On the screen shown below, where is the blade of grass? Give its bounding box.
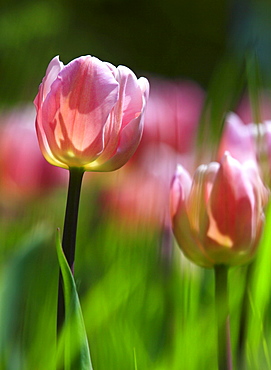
[246,201,271,366]
[134,347,138,370]
[56,229,93,370]
[0,226,55,369]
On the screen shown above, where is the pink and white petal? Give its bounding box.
[138,76,150,101]
[218,112,256,164]
[35,118,69,169]
[173,205,214,268]
[42,56,119,153]
[116,66,145,127]
[34,56,64,109]
[170,165,192,218]
[85,113,144,171]
[105,62,118,78]
[99,73,149,164]
[208,153,254,248]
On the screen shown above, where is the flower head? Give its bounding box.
[34,55,149,171]
[170,152,268,267]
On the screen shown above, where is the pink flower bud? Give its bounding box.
[34,56,149,171]
[170,153,268,267]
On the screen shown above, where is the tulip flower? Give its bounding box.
[170,152,268,268]
[34,55,149,172]
[34,55,149,343]
[171,152,268,370]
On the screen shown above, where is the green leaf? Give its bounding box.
[0,226,55,369]
[246,201,271,366]
[56,230,93,370]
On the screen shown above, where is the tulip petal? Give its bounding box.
[88,75,149,171]
[187,162,219,237]
[207,153,254,250]
[34,56,64,108]
[170,165,192,218]
[117,66,146,127]
[85,113,143,171]
[218,112,256,164]
[39,56,120,167]
[93,65,142,164]
[170,167,214,267]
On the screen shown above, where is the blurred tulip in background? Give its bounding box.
[170,152,268,268]
[218,112,271,184]
[0,105,66,202]
[236,91,271,124]
[218,113,257,164]
[102,77,205,229]
[139,78,205,155]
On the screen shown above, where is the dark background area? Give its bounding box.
[0,0,271,106]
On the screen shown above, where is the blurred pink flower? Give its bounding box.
[218,112,271,183]
[139,78,205,154]
[170,152,268,268]
[103,168,167,229]
[104,144,185,229]
[236,91,271,124]
[34,55,149,172]
[218,113,257,164]
[101,77,205,229]
[0,105,66,199]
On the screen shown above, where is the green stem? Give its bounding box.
[214,265,232,370]
[57,167,84,333]
[237,263,252,368]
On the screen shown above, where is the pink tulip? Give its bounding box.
[34,55,149,171]
[170,152,268,267]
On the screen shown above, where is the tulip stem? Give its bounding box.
[214,265,232,370]
[57,167,84,334]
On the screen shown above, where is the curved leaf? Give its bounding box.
[56,230,93,370]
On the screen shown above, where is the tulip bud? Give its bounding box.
[170,153,268,267]
[34,55,149,172]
